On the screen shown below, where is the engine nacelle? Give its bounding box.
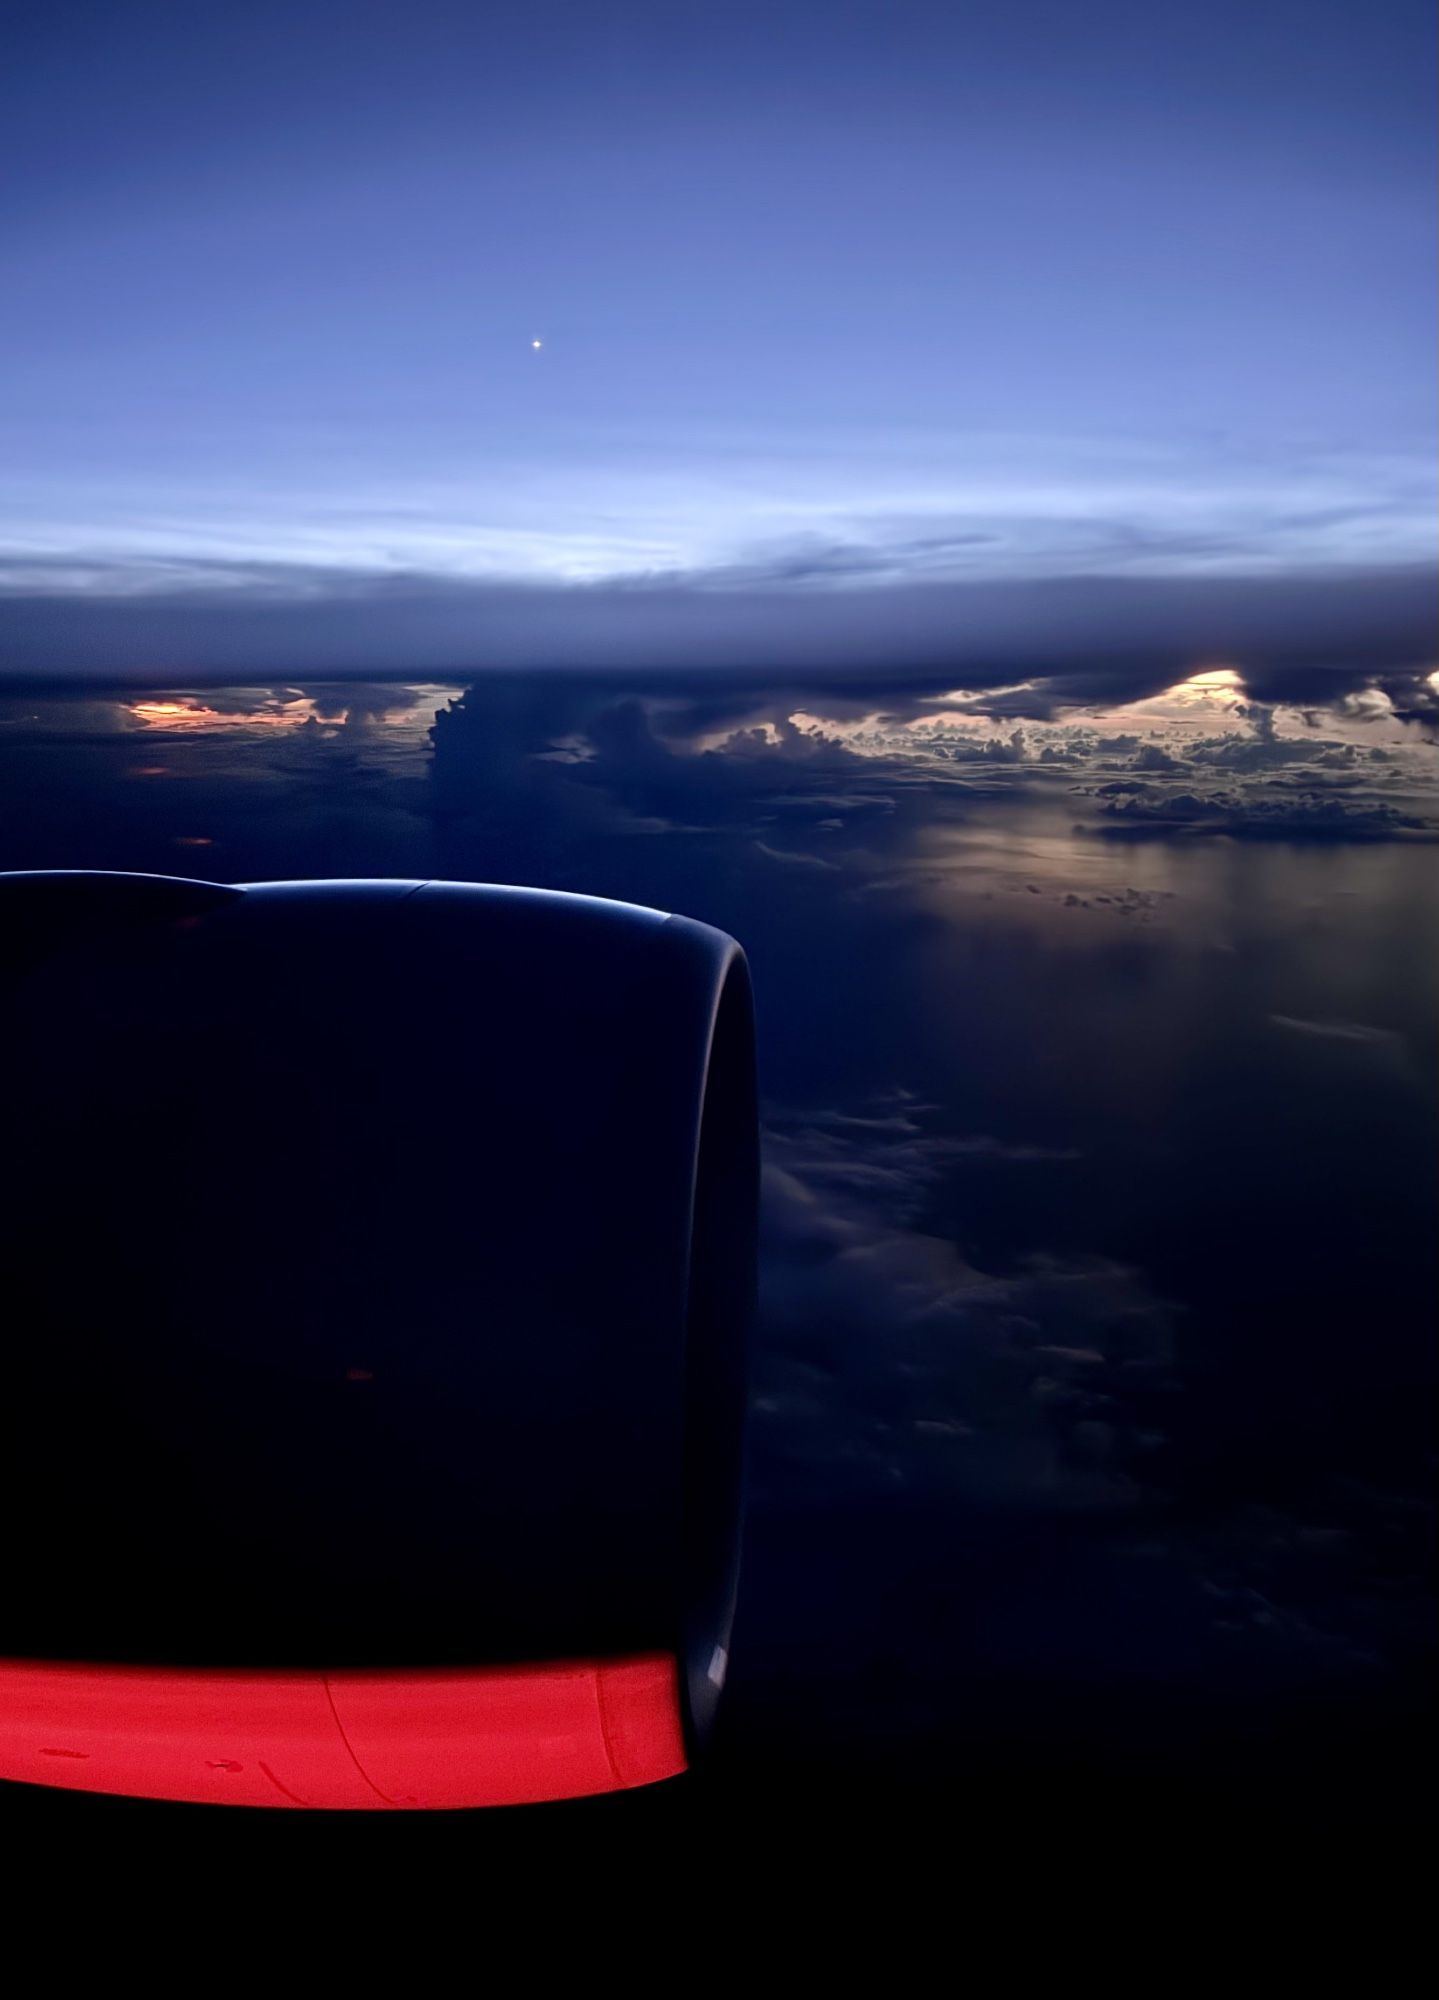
[0,872,758,1809]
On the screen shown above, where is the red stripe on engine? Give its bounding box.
[0,1653,687,1808]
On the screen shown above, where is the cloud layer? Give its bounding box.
[1,556,1434,729]
[0,667,1433,1807]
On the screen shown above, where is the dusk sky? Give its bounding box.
[2,0,1434,696]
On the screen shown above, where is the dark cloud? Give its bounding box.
[1379,670,1439,734]
[1089,788,1433,841]
[1,557,1434,725]
[742,1084,1434,1801]
[756,1097,1178,1513]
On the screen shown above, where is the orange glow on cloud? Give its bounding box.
[129,698,306,731]
[123,688,448,736]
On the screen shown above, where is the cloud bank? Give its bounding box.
[0,557,1433,728]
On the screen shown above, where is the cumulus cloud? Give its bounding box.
[423,667,1439,865]
[1089,789,1432,841]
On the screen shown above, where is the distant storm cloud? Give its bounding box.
[0,557,1434,725]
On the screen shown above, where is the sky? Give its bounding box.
[1,0,1434,704]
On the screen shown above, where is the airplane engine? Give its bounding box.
[0,872,758,1809]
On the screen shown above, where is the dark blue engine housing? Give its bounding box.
[0,872,758,1752]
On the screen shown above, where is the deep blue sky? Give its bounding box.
[1,1,1434,682]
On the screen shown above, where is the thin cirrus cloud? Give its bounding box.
[1,431,1430,587]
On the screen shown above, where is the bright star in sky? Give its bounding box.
[531,338,543,350]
